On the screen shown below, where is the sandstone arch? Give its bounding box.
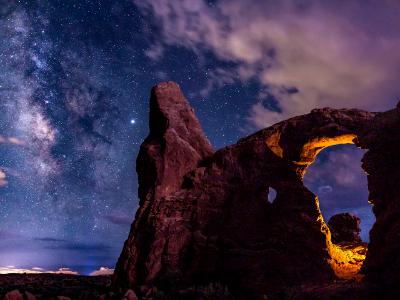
[113,82,400,298]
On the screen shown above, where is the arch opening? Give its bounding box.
[267,187,277,203]
[303,144,374,280]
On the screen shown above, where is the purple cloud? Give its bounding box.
[104,213,133,226]
[137,0,400,128]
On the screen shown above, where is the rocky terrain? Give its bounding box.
[0,274,110,299]
[112,82,400,299]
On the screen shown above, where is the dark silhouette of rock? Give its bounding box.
[113,81,400,298]
[2,290,35,300]
[122,289,139,300]
[328,213,362,244]
[357,104,400,297]
[3,290,23,300]
[25,292,36,300]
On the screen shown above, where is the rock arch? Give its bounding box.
[113,82,400,298]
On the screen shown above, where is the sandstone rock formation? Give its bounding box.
[358,104,400,297]
[325,213,367,282]
[113,81,400,298]
[328,213,362,244]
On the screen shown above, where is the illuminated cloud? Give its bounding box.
[51,267,79,275]
[0,136,25,146]
[90,267,114,276]
[0,266,43,274]
[138,0,400,128]
[0,266,78,275]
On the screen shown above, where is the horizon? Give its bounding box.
[0,265,114,276]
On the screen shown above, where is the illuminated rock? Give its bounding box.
[325,213,366,281]
[113,81,400,298]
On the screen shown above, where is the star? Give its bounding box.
[130,119,136,124]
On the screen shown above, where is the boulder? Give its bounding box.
[123,289,139,300]
[3,290,23,300]
[328,213,362,244]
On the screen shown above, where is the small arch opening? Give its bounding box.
[303,144,374,279]
[267,187,277,203]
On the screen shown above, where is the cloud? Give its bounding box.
[137,0,400,128]
[0,230,21,239]
[0,266,45,274]
[318,185,333,194]
[198,67,237,97]
[0,135,25,146]
[90,266,114,276]
[328,150,366,188]
[34,237,67,243]
[305,145,367,189]
[0,170,7,187]
[104,213,133,226]
[0,266,78,275]
[45,241,112,252]
[304,144,368,212]
[50,267,79,275]
[145,42,164,60]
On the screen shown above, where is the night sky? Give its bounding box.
[0,0,399,275]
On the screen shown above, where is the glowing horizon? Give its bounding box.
[0,266,114,276]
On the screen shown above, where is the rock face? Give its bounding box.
[113,82,214,294]
[328,213,362,244]
[113,81,400,298]
[358,106,400,296]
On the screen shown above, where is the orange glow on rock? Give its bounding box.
[298,134,357,165]
[265,130,284,158]
[315,197,367,280]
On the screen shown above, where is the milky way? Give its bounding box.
[0,0,399,274]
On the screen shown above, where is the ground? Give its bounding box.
[0,274,110,299]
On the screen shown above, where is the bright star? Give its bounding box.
[130,119,136,124]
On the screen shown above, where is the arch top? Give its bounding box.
[295,133,357,171]
[260,108,374,177]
